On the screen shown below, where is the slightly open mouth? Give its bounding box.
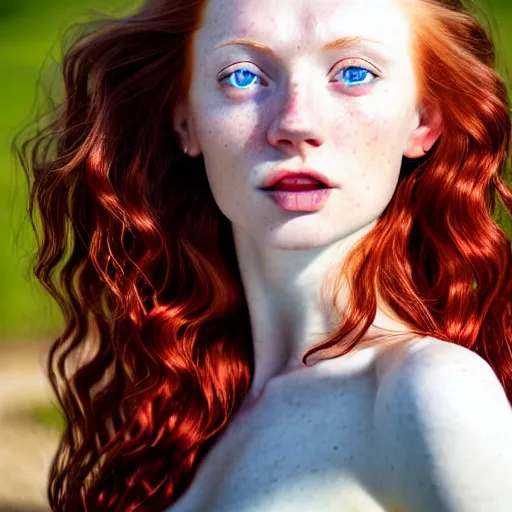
[267,184,329,191]
[261,173,333,191]
[264,182,330,192]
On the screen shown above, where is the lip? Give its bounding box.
[263,188,333,212]
[258,169,336,190]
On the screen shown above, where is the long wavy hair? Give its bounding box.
[13,0,512,510]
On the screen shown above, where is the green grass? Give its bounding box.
[0,0,511,340]
[29,401,65,432]
[0,0,141,340]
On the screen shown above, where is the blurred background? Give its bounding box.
[0,1,511,511]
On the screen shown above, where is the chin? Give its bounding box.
[258,229,347,251]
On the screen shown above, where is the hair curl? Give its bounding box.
[13,0,512,510]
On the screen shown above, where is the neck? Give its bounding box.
[232,219,411,401]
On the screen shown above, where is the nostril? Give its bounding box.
[275,138,321,148]
[276,139,294,148]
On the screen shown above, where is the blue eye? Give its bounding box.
[219,65,377,90]
[220,68,263,89]
[335,66,377,87]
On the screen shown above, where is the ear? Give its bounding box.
[403,102,443,159]
[172,99,201,157]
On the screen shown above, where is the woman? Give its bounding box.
[14,0,512,510]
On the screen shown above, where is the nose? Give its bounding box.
[266,81,325,156]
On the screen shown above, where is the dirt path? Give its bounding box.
[0,342,59,512]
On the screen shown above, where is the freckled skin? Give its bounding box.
[169,0,449,508]
[167,0,439,391]
[187,0,420,250]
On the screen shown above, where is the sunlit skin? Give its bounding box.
[16,0,512,508]
[174,0,442,398]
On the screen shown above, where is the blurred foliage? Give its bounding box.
[0,0,141,340]
[0,0,511,341]
[29,401,64,432]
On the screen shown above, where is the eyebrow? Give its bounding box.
[214,36,389,55]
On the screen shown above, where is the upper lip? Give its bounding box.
[259,169,336,190]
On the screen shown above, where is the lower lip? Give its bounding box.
[263,188,333,212]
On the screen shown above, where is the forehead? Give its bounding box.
[197,0,411,54]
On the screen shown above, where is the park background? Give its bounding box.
[0,0,511,511]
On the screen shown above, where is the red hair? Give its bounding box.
[13,0,512,510]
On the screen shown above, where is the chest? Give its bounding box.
[168,357,390,511]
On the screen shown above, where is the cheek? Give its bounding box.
[330,91,415,206]
[333,89,415,166]
[193,98,261,164]
[189,97,263,217]
[191,100,268,210]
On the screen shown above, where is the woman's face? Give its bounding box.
[177,0,424,249]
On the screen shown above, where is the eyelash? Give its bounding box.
[218,62,380,90]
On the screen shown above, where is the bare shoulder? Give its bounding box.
[375,335,511,409]
[373,337,512,512]
[375,335,508,391]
